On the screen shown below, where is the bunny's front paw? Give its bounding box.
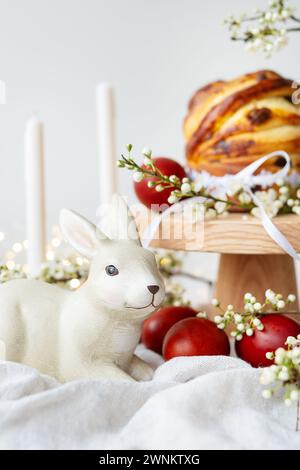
[127,354,154,382]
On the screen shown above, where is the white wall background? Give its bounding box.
[0,0,299,296]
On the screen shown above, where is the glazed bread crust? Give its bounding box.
[184,70,300,175]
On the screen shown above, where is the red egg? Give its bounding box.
[162,317,230,360]
[134,157,186,210]
[235,314,300,368]
[142,305,198,354]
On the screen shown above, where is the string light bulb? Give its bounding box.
[12,242,23,253]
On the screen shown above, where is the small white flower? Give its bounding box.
[276,178,284,186]
[181,182,192,194]
[285,336,297,346]
[253,318,261,327]
[260,368,275,385]
[274,200,283,209]
[215,201,227,214]
[253,302,262,312]
[142,147,152,158]
[276,300,285,309]
[182,177,189,183]
[265,43,273,53]
[211,298,220,307]
[287,198,294,207]
[292,206,300,215]
[197,312,207,319]
[236,334,243,341]
[214,315,222,324]
[262,389,272,399]
[265,12,272,21]
[278,370,289,381]
[274,347,286,362]
[291,348,300,361]
[155,184,164,192]
[230,331,237,337]
[147,181,155,188]
[250,296,256,304]
[244,293,252,301]
[234,313,242,322]
[265,289,275,301]
[297,189,300,199]
[237,323,245,332]
[217,323,225,330]
[239,192,252,205]
[281,9,289,19]
[245,303,254,314]
[169,175,178,183]
[285,398,292,406]
[279,194,288,204]
[227,304,234,311]
[246,328,254,336]
[266,352,274,360]
[287,294,296,303]
[279,186,289,195]
[168,195,178,204]
[290,390,299,401]
[133,172,144,183]
[205,208,217,219]
[257,323,264,331]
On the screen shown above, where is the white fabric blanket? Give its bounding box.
[0,346,299,450]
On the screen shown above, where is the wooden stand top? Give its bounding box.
[136,211,300,255]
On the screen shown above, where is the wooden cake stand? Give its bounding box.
[137,212,300,315]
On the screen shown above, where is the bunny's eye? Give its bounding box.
[105,265,119,276]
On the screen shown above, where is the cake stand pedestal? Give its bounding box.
[136,212,300,315]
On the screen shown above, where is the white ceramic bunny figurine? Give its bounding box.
[0,195,165,382]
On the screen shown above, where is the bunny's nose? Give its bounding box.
[147,285,159,295]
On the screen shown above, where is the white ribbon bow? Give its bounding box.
[142,150,300,260]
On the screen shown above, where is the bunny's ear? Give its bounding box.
[100,194,141,245]
[60,209,108,258]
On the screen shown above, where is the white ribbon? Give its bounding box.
[142,150,300,261]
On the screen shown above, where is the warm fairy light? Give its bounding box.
[12,242,23,253]
[51,237,61,248]
[6,251,15,260]
[0,232,5,242]
[46,250,55,261]
[70,278,80,289]
[6,260,15,270]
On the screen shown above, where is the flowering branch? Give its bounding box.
[225,0,299,56]
[118,145,300,219]
[118,145,235,215]
[213,289,296,340]
[260,334,300,431]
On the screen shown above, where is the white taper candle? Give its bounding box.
[24,116,46,277]
[96,83,117,205]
